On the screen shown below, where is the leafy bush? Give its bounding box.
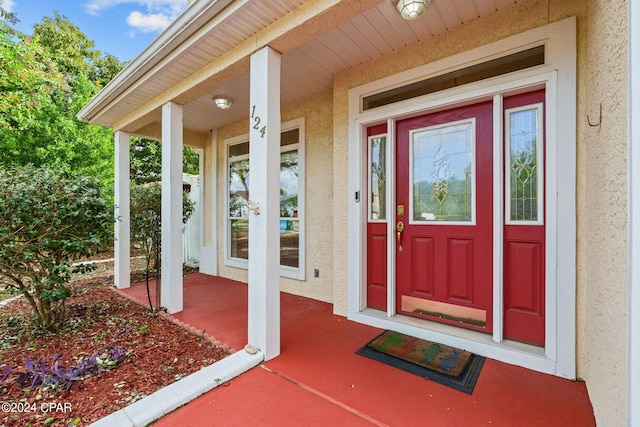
[0,166,113,331]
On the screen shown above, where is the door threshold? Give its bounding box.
[351,308,552,374]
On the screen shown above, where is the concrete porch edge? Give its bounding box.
[89,348,264,427]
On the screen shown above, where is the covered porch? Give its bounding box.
[119,273,594,426]
[76,0,638,423]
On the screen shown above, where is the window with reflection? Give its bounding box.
[369,135,387,221]
[227,127,303,273]
[228,142,250,260]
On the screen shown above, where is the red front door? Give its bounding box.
[365,91,546,345]
[395,101,494,333]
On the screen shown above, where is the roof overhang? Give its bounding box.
[78,0,517,138]
[78,0,237,127]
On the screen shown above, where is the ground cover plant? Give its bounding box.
[0,268,229,426]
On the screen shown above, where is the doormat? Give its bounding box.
[356,330,485,394]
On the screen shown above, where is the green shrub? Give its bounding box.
[0,166,113,331]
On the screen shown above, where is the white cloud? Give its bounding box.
[83,0,128,16]
[82,0,187,34]
[2,0,16,13]
[83,0,186,15]
[126,10,170,33]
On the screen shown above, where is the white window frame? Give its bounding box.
[505,103,545,226]
[224,117,306,280]
[347,17,576,379]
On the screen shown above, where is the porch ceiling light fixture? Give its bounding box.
[396,0,430,20]
[213,96,233,110]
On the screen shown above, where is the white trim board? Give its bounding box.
[347,17,576,378]
[198,129,218,277]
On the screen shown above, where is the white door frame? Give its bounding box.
[347,18,576,378]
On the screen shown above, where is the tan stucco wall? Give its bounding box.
[214,90,335,303]
[330,0,627,425]
[578,0,628,425]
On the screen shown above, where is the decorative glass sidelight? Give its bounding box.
[506,104,543,224]
[411,120,475,222]
[369,135,387,220]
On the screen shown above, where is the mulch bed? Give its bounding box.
[0,275,230,426]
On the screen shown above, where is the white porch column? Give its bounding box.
[114,131,131,289]
[161,102,184,314]
[198,130,218,276]
[248,46,281,360]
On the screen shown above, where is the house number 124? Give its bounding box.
[251,105,267,138]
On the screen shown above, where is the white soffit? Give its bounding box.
[82,0,517,134]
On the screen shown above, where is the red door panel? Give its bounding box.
[505,240,544,313]
[447,238,474,303]
[409,235,435,297]
[367,224,387,309]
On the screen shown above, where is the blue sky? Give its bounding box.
[2,0,188,61]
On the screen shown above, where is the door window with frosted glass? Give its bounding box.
[411,120,475,224]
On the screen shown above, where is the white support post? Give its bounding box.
[199,130,218,276]
[248,46,281,360]
[492,94,504,343]
[114,131,131,289]
[161,102,184,314]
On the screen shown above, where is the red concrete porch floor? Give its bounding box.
[120,273,595,426]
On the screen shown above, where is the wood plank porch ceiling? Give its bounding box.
[81,0,517,137]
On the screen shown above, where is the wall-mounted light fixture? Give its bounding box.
[396,0,430,20]
[214,96,233,110]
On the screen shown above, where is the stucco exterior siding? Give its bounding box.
[215,90,335,304]
[580,0,628,425]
